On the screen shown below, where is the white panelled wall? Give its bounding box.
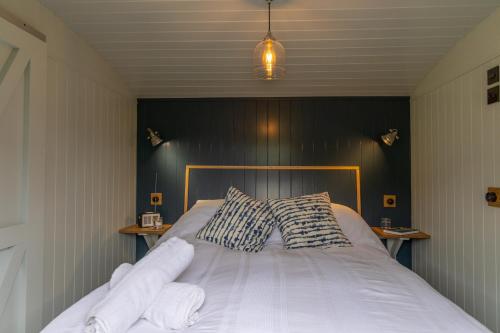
[43,58,136,324]
[0,0,137,327]
[411,9,500,332]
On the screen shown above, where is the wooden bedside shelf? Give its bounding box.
[119,224,172,249]
[371,227,430,259]
[119,224,172,236]
[371,227,430,240]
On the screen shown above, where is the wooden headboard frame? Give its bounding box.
[183,165,362,214]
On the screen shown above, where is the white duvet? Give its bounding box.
[43,201,489,333]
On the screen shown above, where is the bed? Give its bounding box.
[42,165,489,333]
[43,165,488,333]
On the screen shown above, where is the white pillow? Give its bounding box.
[195,199,225,207]
[266,227,282,245]
[331,203,388,254]
[159,200,224,242]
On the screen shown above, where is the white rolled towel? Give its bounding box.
[143,283,205,330]
[109,263,133,289]
[85,237,194,333]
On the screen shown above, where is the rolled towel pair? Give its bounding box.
[109,262,132,289]
[108,261,205,330]
[85,237,194,333]
[143,282,205,330]
[108,262,134,289]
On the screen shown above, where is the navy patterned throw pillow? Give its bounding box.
[196,187,275,252]
[268,192,352,249]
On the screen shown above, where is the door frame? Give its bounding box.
[0,14,47,333]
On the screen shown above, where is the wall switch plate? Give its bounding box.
[150,193,163,206]
[383,194,397,208]
[486,187,500,208]
[487,66,499,85]
[487,85,499,105]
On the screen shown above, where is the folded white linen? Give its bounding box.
[143,282,205,330]
[85,237,194,333]
[109,263,133,289]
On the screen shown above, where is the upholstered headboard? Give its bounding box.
[183,165,361,214]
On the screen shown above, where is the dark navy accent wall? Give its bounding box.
[136,97,411,266]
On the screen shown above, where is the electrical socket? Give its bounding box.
[150,193,163,206]
[383,195,397,208]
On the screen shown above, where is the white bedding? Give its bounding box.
[43,201,489,333]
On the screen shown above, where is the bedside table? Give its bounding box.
[119,224,172,249]
[371,227,430,259]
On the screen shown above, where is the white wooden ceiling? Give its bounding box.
[40,0,500,98]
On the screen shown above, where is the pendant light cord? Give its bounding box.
[268,1,271,33]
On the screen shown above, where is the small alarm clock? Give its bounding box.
[140,212,160,228]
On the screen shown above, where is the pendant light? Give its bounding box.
[253,0,285,80]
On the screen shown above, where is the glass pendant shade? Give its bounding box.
[254,32,285,80]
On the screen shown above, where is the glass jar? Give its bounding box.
[154,216,163,229]
[380,217,392,229]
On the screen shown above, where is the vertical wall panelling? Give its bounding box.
[43,58,55,323]
[137,97,411,264]
[463,70,475,315]
[496,74,500,333]
[411,55,500,332]
[41,60,137,325]
[0,1,138,324]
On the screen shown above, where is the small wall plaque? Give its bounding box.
[486,187,500,208]
[487,66,499,85]
[487,85,499,105]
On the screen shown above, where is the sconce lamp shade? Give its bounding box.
[147,128,163,147]
[381,129,399,146]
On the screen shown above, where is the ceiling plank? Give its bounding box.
[39,0,500,97]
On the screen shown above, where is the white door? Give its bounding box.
[0,16,47,333]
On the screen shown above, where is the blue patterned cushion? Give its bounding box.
[268,192,351,249]
[196,187,275,252]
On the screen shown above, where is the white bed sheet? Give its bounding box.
[43,203,489,333]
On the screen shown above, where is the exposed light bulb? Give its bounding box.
[263,40,276,78]
[265,50,273,63]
